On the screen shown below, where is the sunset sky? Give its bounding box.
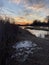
[0,0,49,24]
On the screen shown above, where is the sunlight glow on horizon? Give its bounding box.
[0,0,49,24]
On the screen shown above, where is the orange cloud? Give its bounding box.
[14,17,32,25]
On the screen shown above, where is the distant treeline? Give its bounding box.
[15,20,49,27]
[30,20,49,27]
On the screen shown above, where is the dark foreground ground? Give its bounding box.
[0,20,49,65]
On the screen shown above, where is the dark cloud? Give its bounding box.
[24,0,49,9]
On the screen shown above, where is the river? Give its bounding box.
[27,29,49,38]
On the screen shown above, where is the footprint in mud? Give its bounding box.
[12,40,43,62]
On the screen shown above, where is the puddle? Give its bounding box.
[12,40,42,62]
[13,41,37,49]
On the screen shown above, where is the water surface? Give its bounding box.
[27,29,49,38]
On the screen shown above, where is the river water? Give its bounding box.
[27,29,49,38]
[21,26,49,38]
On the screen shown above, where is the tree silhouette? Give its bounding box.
[30,19,49,27]
[45,16,49,26]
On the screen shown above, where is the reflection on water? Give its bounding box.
[27,29,49,38]
[12,41,42,62]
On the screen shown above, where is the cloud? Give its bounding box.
[8,0,49,14]
[15,16,28,22]
[24,0,49,11]
[8,0,21,4]
[24,0,49,18]
[14,16,32,24]
[8,0,49,21]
